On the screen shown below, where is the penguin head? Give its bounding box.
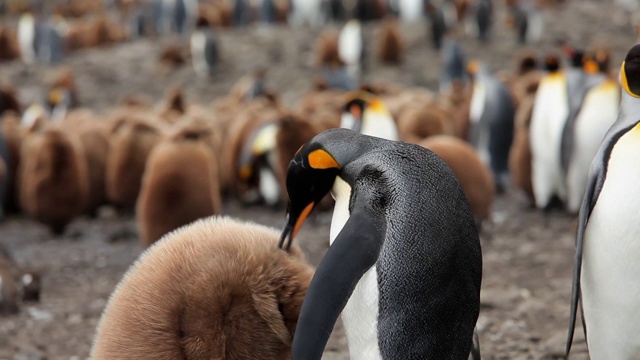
[238,121,279,181]
[543,54,561,73]
[277,128,374,252]
[621,44,640,98]
[278,138,342,251]
[340,91,371,132]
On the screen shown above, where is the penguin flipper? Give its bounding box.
[291,203,383,360]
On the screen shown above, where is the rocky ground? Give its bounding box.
[0,1,638,359]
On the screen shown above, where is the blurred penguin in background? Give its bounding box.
[321,0,347,23]
[467,60,516,191]
[339,17,366,82]
[18,12,38,65]
[440,38,467,93]
[508,0,543,44]
[260,0,277,24]
[36,16,66,65]
[233,0,250,26]
[426,2,448,50]
[398,0,425,23]
[289,0,324,27]
[474,0,492,42]
[162,0,198,35]
[563,49,620,214]
[190,18,219,79]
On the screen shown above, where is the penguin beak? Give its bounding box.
[278,202,315,251]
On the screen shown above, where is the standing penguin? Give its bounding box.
[567,44,640,359]
[440,38,467,93]
[340,92,398,141]
[563,52,620,214]
[36,16,65,65]
[529,53,569,209]
[338,18,365,82]
[426,2,447,50]
[467,61,516,190]
[17,12,38,65]
[190,19,219,79]
[474,0,492,42]
[277,128,482,359]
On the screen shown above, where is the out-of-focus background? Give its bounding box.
[0,0,638,359]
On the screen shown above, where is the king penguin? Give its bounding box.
[338,18,365,82]
[340,91,398,141]
[563,51,620,214]
[567,43,640,359]
[276,128,482,360]
[190,19,219,79]
[238,121,281,207]
[529,52,569,209]
[17,12,38,65]
[467,60,516,191]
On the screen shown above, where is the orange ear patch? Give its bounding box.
[308,149,341,169]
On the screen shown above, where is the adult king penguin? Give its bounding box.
[340,91,398,141]
[467,60,516,191]
[567,44,640,359]
[278,128,482,359]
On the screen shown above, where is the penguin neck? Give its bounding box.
[361,111,399,141]
[329,176,383,360]
[330,176,351,244]
[620,91,640,119]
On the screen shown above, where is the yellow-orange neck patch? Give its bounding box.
[308,149,341,169]
[293,202,315,239]
[620,61,640,98]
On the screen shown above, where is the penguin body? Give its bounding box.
[137,123,222,247]
[35,18,64,64]
[233,0,251,26]
[418,135,494,226]
[565,78,620,213]
[341,93,398,141]
[426,3,447,50]
[91,216,314,359]
[278,128,482,359]
[338,19,365,81]
[398,0,424,23]
[468,63,516,189]
[190,27,219,78]
[106,115,162,210]
[510,0,543,44]
[289,0,323,27]
[475,0,492,42]
[17,13,37,64]
[567,44,640,358]
[440,39,467,93]
[19,124,89,234]
[529,68,568,209]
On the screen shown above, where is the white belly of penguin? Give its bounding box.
[330,177,382,360]
[581,125,640,359]
[469,82,490,164]
[566,82,619,213]
[529,74,569,208]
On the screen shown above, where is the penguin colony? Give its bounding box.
[0,0,634,359]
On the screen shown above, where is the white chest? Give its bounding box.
[581,124,640,359]
[330,177,382,360]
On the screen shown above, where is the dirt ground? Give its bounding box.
[0,1,638,359]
